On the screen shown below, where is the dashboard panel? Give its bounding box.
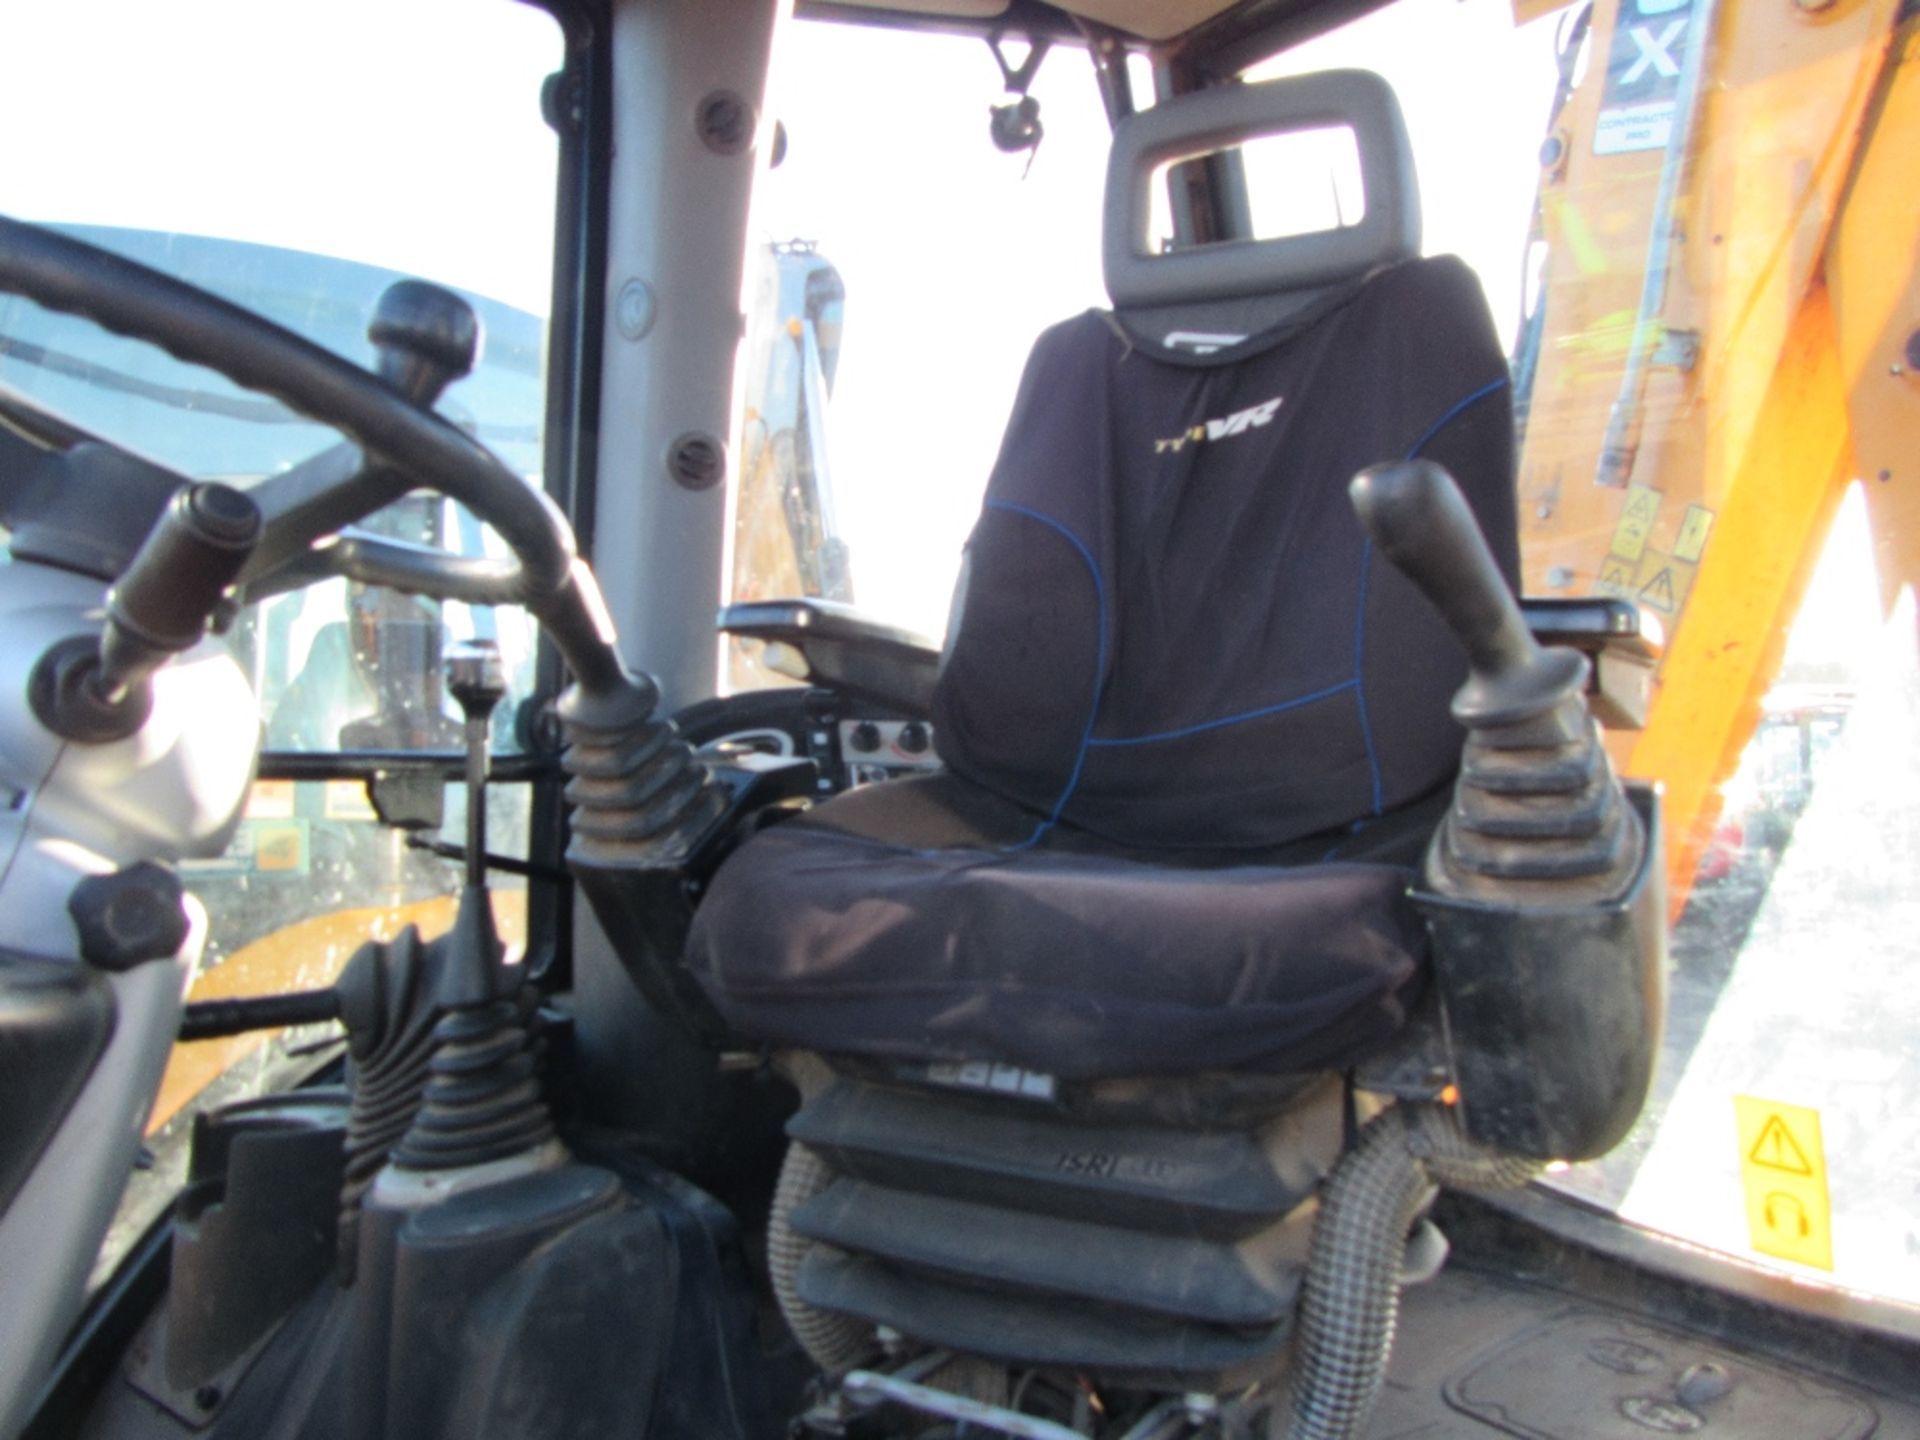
[673,686,938,801]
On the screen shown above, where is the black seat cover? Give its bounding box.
[687,253,1517,1080]
[935,255,1516,851]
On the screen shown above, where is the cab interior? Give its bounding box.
[1,0,1919,1437]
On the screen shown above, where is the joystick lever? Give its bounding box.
[1349,459,1584,739]
[1349,460,1641,897]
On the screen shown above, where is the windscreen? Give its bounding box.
[0,0,566,1283]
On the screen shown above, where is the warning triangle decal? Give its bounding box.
[1748,1114,1814,1175]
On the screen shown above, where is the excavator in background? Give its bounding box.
[730,240,856,691]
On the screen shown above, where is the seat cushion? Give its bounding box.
[686,776,1431,1080]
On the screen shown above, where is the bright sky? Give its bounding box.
[0,0,564,315]
[756,0,1563,635]
[1250,0,1563,338]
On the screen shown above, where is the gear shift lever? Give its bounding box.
[445,638,505,891]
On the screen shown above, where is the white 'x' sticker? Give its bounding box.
[1622,19,1686,84]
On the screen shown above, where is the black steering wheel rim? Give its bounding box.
[0,215,572,597]
[0,215,634,699]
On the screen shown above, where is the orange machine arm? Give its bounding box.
[1515,0,1916,909]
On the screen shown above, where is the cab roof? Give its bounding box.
[796,0,1395,76]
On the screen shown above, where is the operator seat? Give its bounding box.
[671,82,1665,1427]
[688,70,1519,1083]
[677,71,1579,1419]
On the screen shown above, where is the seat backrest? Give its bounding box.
[932,70,1521,852]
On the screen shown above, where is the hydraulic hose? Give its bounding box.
[768,1143,877,1377]
[1290,1104,1539,1440]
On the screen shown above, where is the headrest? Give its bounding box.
[1103,69,1421,315]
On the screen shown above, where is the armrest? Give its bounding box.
[718,599,941,717]
[718,596,1656,729]
[1519,597,1663,730]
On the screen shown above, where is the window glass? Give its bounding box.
[1147,126,1367,249]
[1244,0,1561,341]
[0,0,555,757]
[1240,126,1368,240]
[0,0,563,1279]
[731,16,1113,676]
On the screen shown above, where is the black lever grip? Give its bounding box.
[32,481,262,743]
[369,280,481,408]
[98,482,262,701]
[1348,460,1584,729]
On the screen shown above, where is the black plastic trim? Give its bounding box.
[719,598,941,716]
[1180,0,1397,80]
[254,750,556,784]
[1519,596,1658,654]
[1444,1186,1920,1397]
[795,0,1091,45]
[527,0,609,987]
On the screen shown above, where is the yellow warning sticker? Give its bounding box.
[1673,504,1715,564]
[245,779,296,820]
[1734,1096,1832,1271]
[1631,550,1697,618]
[325,779,378,822]
[252,821,310,875]
[1608,484,1663,564]
[1596,556,1636,597]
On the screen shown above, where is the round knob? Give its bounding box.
[445,638,506,725]
[369,280,481,407]
[849,722,881,753]
[898,721,930,755]
[69,863,189,971]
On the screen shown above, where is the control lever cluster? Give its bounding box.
[1349,459,1665,1162]
[1348,459,1642,902]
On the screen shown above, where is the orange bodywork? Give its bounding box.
[1515,0,1917,910]
[150,888,528,1135]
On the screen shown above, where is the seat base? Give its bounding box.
[688,774,1440,1080]
[778,1069,1345,1388]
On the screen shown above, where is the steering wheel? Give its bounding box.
[0,215,629,700]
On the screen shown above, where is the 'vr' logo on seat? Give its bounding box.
[1155,395,1283,454]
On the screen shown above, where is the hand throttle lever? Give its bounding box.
[31,481,262,743]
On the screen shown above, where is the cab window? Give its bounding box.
[0,0,565,1279]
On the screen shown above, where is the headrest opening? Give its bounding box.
[1102,69,1422,316]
